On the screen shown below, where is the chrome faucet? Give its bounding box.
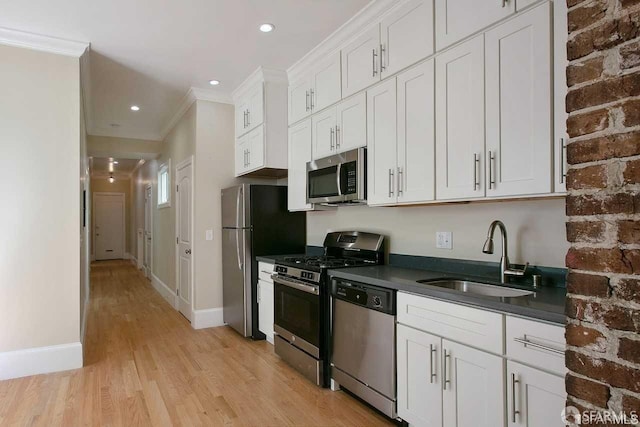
[482,220,529,283]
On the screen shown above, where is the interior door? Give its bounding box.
[312,107,337,160]
[397,325,443,427]
[335,92,367,154]
[485,2,552,197]
[341,25,381,98]
[367,78,398,206]
[442,340,505,427]
[435,35,486,201]
[144,185,152,277]
[312,53,342,112]
[288,119,313,211]
[380,0,434,78]
[176,160,193,321]
[94,193,124,260]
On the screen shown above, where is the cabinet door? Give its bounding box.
[235,136,248,177]
[397,59,435,204]
[485,3,552,197]
[258,279,275,344]
[288,119,313,211]
[435,36,485,200]
[247,82,264,132]
[554,0,568,193]
[312,53,342,113]
[312,107,337,160]
[435,0,515,50]
[381,0,434,79]
[336,92,367,154]
[235,100,250,137]
[247,125,265,171]
[341,25,381,98]
[516,0,538,11]
[442,340,505,427]
[397,325,443,427]
[367,79,398,206]
[507,362,566,427]
[289,75,312,125]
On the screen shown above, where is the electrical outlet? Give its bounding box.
[206,230,213,241]
[436,232,453,250]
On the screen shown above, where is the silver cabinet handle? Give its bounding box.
[473,153,480,191]
[335,126,340,149]
[372,49,378,77]
[511,373,520,423]
[502,0,507,7]
[243,111,247,128]
[443,349,451,390]
[380,44,386,72]
[248,149,251,166]
[489,150,496,189]
[513,337,565,355]
[247,109,250,127]
[306,91,310,112]
[429,344,437,383]
[398,167,403,196]
[560,138,567,184]
[330,127,335,150]
[310,89,315,111]
[388,169,395,197]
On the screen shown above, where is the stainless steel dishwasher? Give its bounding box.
[330,278,397,419]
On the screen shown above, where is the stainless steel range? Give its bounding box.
[272,231,385,387]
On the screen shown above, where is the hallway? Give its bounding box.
[0,261,391,426]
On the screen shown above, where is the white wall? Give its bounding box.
[307,198,568,268]
[0,44,81,353]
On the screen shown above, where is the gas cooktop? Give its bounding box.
[279,255,371,271]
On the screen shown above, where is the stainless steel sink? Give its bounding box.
[418,279,534,298]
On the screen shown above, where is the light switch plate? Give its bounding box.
[206,230,213,241]
[436,232,453,249]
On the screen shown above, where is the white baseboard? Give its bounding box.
[124,252,132,261]
[0,342,83,381]
[151,273,178,309]
[192,308,224,330]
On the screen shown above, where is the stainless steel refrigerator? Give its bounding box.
[221,184,306,339]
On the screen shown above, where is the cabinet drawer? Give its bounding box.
[397,292,504,354]
[258,262,274,282]
[506,316,565,375]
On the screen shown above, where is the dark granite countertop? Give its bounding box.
[328,265,566,325]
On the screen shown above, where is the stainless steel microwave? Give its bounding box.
[306,148,366,204]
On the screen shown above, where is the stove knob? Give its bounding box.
[372,296,382,307]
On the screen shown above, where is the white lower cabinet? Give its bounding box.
[506,361,565,427]
[257,262,275,344]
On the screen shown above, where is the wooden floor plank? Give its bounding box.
[0,260,393,426]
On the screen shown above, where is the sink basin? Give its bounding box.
[418,279,534,298]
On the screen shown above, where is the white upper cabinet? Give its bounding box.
[516,0,538,11]
[554,0,568,193]
[367,78,398,206]
[436,35,486,201]
[442,340,506,427]
[236,135,249,175]
[288,119,313,211]
[342,25,381,98]
[507,361,566,427]
[397,59,435,204]
[312,107,337,160]
[246,82,264,133]
[485,3,552,197]
[312,53,342,113]
[435,0,515,50]
[235,99,250,137]
[381,0,434,78]
[247,125,265,171]
[289,75,312,125]
[335,92,367,153]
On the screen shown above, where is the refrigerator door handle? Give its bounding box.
[236,186,243,228]
[236,229,243,271]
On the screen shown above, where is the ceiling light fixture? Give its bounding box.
[259,23,275,33]
[209,80,220,86]
[113,160,119,164]
[130,105,140,111]
[109,176,115,183]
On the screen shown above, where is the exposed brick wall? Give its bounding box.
[565,0,640,414]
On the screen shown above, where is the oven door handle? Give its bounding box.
[272,275,320,295]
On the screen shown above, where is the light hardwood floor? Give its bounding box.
[0,260,393,427]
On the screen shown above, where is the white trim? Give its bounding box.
[160,87,233,140]
[124,252,132,260]
[0,342,83,381]
[231,67,288,101]
[151,273,179,309]
[0,26,89,57]
[192,308,224,330]
[93,192,126,260]
[175,156,195,321]
[144,184,153,278]
[286,0,401,83]
[157,160,171,208]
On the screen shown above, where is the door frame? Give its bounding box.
[144,184,153,278]
[175,156,195,320]
[93,192,126,261]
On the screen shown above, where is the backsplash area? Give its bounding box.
[307,198,568,269]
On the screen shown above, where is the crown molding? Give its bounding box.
[286,0,401,83]
[159,87,233,140]
[231,66,288,102]
[0,26,89,57]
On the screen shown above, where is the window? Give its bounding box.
[158,160,171,208]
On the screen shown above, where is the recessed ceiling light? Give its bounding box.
[108,176,115,183]
[113,161,119,164]
[209,80,220,86]
[130,105,140,111]
[259,23,275,33]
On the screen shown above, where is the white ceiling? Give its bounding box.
[0,0,370,141]
[91,157,143,179]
